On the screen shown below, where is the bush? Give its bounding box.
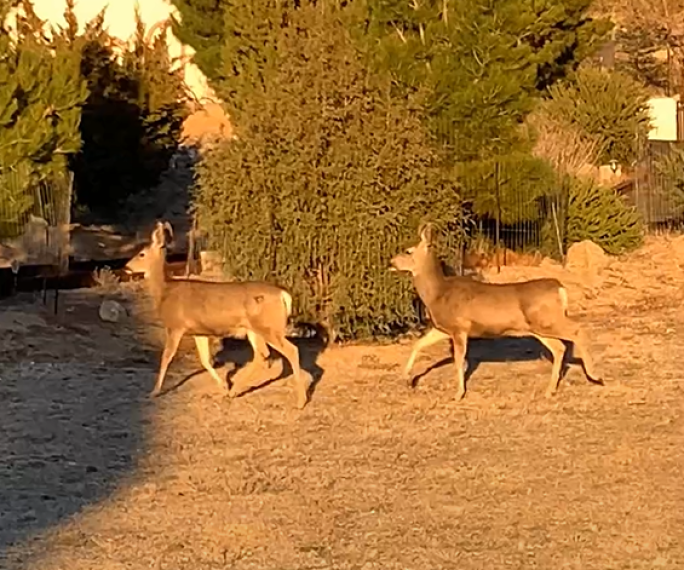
[566,177,643,254]
[542,67,651,166]
[0,0,86,232]
[193,3,464,340]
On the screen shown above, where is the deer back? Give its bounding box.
[158,279,291,337]
[427,276,566,337]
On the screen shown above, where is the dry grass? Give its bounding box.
[0,243,683,570]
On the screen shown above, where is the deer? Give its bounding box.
[389,224,603,400]
[124,221,310,409]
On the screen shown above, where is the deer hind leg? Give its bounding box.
[404,328,451,386]
[452,331,468,401]
[152,328,184,397]
[194,335,227,391]
[246,330,272,368]
[262,331,309,410]
[567,326,603,385]
[532,335,567,398]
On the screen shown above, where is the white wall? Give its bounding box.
[647,97,678,141]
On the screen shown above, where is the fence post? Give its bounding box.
[494,159,502,273]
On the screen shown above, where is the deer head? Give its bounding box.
[389,224,434,276]
[125,221,174,277]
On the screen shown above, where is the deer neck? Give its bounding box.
[145,252,168,309]
[412,253,448,306]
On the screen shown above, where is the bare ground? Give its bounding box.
[1,240,683,570]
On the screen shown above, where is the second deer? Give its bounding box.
[390,224,603,400]
[125,221,310,409]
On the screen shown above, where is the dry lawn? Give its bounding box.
[0,238,683,570]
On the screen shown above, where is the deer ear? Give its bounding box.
[151,223,165,247]
[162,221,174,242]
[419,223,433,245]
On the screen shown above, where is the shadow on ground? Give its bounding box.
[411,336,588,387]
[161,334,327,405]
[0,291,156,568]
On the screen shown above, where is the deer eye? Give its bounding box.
[140,251,146,258]
[406,247,415,254]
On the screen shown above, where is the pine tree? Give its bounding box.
[169,0,226,85]
[0,0,87,233]
[361,0,612,160]
[67,4,188,213]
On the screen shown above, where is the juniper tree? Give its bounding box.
[193,1,464,338]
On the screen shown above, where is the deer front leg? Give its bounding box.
[194,335,228,392]
[404,328,451,387]
[151,328,184,397]
[452,331,468,401]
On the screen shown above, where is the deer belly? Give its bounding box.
[181,310,251,337]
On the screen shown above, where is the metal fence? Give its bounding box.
[0,171,73,275]
[622,140,684,231]
[454,159,569,267]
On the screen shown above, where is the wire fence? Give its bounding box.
[622,140,684,232]
[0,171,73,274]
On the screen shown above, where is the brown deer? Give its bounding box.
[124,221,310,409]
[390,224,603,400]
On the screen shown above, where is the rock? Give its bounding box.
[565,240,609,274]
[99,300,127,323]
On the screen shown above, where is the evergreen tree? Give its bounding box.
[542,67,651,165]
[169,0,225,86]
[194,1,464,338]
[615,26,670,93]
[361,0,612,160]
[0,0,86,233]
[67,4,189,214]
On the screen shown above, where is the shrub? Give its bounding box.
[0,0,86,233]
[542,67,651,166]
[565,177,643,254]
[193,3,464,340]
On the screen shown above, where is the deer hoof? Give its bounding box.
[149,388,161,399]
[545,389,557,399]
[296,395,308,410]
[455,390,466,401]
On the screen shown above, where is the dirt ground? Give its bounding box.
[1,237,683,570]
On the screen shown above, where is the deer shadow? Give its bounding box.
[164,328,326,402]
[410,336,590,387]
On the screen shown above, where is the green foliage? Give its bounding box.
[566,177,643,254]
[0,0,87,233]
[69,5,189,214]
[615,26,670,93]
[171,0,610,162]
[361,0,611,160]
[169,0,225,85]
[194,2,464,339]
[458,152,559,224]
[653,145,684,215]
[542,67,651,165]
